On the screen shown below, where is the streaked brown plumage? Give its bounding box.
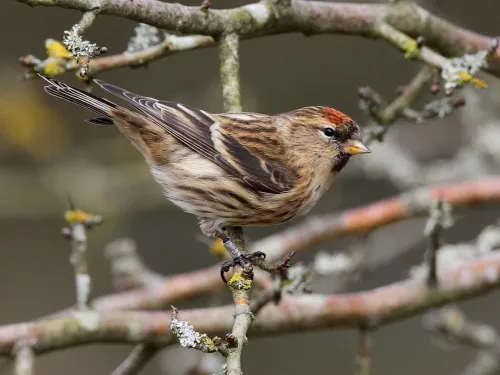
[39,74,370,280]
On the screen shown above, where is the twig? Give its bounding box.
[460,353,499,375]
[223,228,253,375]
[225,284,252,375]
[219,33,241,113]
[104,238,164,291]
[170,306,218,354]
[76,10,98,33]
[62,11,107,78]
[20,34,213,78]
[423,200,453,287]
[355,328,373,375]
[379,66,433,122]
[422,306,500,375]
[219,31,250,375]
[422,306,498,350]
[62,204,102,310]
[375,22,448,68]
[359,66,433,143]
[13,341,34,375]
[109,344,158,375]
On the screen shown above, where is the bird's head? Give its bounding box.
[283,106,370,173]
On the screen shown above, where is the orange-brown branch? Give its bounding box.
[255,177,500,261]
[48,177,500,313]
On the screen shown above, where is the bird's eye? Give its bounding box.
[323,127,337,137]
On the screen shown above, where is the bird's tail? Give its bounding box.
[39,74,171,165]
[39,74,117,126]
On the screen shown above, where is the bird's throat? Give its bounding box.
[332,153,351,173]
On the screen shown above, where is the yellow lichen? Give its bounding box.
[200,335,217,352]
[43,58,66,76]
[209,238,228,259]
[458,71,488,88]
[403,40,419,59]
[228,273,252,290]
[45,39,73,58]
[64,209,92,224]
[444,309,465,331]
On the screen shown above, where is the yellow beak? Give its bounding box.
[343,139,371,155]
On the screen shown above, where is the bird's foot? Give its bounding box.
[220,251,266,284]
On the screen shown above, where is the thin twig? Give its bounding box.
[104,238,164,291]
[379,66,432,122]
[355,328,373,375]
[423,200,453,287]
[62,204,102,310]
[224,228,253,375]
[422,306,498,350]
[77,10,98,32]
[63,10,106,78]
[219,33,241,113]
[375,22,448,68]
[423,306,500,375]
[19,35,213,78]
[109,344,158,375]
[218,31,250,375]
[13,341,34,375]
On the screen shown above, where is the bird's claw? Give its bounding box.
[220,251,266,283]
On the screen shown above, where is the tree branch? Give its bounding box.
[252,177,500,262]
[13,341,34,375]
[36,177,500,315]
[17,1,500,78]
[2,249,500,355]
[219,33,241,113]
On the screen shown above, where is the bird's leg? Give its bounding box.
[219,226,266,283]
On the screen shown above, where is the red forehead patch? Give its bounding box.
[322,107,352,125]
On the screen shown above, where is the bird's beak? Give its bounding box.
[343,139,371,155]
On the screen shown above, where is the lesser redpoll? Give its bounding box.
[39,75,370,282]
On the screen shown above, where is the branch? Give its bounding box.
[422,306,500,375]
[109,344,158,375]
[36,177,499,315]
[20,34,213,77]
[423,200,453,287]
[61,205,102,310]
[355,328,373,375]
[13,341,34,375]
[219,33,241,113]
[3,249,500,355]
[17,1,500,78]
[252,177,500,262]
[359,66,434,143]
[104,238,164,291]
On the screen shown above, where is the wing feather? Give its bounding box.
[94,80,297,194]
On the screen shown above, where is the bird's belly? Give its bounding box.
[148,162,304,227]
[148,158,261,221]
[148,152,328,228]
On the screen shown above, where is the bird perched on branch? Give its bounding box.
[39,74,370,282]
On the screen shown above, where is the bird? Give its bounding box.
[38,74,370,282]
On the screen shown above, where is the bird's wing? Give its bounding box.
[94,80,298,194]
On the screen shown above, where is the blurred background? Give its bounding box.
[1,0,500,374]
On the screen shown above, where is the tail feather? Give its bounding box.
[85,117,115,125]
[39,74,117,123]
